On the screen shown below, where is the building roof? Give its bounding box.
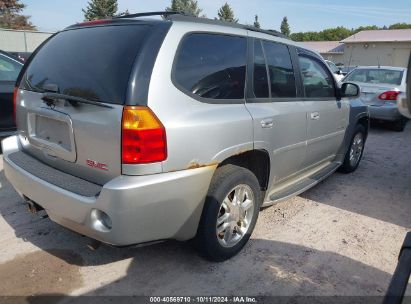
[341,29,411,43]
[302,41,345,54]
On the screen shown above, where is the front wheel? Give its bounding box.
[339,124,366,173]
[193,165,262,262]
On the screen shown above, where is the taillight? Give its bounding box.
[121,106,167,164]
[13,87,18,124]
[378,91,401,101]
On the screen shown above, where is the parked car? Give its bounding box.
[1,12,369,261]
[0,50,24,138]
[397,93,410,119]
[343,66,408,131]
[325,60,344,82]
[341,66,357,76]
[398,56,411,119]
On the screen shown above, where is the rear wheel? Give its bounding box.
[194,165,262,262]
[339,125,366,173]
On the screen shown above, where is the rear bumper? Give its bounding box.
[1,135,215,246]
[368,104,402,121]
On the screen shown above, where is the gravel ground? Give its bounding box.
[0,123,410,298]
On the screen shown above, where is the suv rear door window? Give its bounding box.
[262,41,297,98]
[174,33,247,100]
[298,56,335,98]
[22,25,153,105]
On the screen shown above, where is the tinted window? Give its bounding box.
[174,33,247,100]
[0,54,22,81]
[299,56,335,98]
[22,25,153,104]
[262,41,296,98]
[253,40,269,98]
[345,69,403,86]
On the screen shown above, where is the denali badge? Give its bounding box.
[86,159,108,171]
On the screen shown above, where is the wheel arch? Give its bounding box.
[217,149,271,191]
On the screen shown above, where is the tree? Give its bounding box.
[353,25,379,33]
[0,0,35,30]
[217,2,238,23]
[290,26,353,42]
[280,16,290,37]
[83,0,118,21]
[389,23,411,30]
[166,0,203,17]
[253,15,260,28]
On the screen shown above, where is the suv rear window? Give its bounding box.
[345,69,404,86]
[174,33,247,101]
[22,25,152,104]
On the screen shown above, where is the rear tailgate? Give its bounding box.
[16,23,156,185]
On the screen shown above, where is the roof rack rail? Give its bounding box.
[113,11,289,40]
[113,11,192,19]
[167,14,289,40]
[244,26,288,39]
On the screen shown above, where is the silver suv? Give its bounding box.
[1,12,369,261]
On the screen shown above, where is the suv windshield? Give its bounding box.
[22,25,152,104]
[345,68,404,86]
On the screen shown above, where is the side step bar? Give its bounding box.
[265,162,341,206]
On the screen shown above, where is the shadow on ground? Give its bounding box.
[302,124,411,229]
[0,168,395,298]
[0,124,410,298]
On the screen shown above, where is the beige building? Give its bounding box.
[302,41,345,65]
[0,28,54,53]
[341,29,411,68]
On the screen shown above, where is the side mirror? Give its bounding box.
[337,69,342,75]
[340,82,360,98]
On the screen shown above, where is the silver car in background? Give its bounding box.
[343,66,408,131]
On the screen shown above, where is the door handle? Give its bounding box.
[310,112,320,120]
[260,118,274,128]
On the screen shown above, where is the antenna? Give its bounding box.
[377,56,381,68]
[348,46,353,68]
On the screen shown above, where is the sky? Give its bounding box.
[23,0,411,33]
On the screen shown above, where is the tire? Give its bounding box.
[339,124,366,174]
[391,118,407,132]
[193,164,262,262]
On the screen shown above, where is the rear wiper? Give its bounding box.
[41,92,114,109]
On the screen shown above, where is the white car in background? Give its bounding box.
[398,93,410,119]
[325,60,344,83]
[398,57,411,119]
[343,66,408,131]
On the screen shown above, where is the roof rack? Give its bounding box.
[167,14,289,40]
[113,11,192,19]
[114,11,289,40]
